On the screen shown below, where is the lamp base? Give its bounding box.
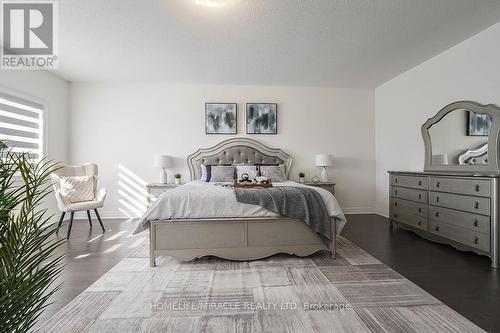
[320,167,328,183]
[160,169,168,184]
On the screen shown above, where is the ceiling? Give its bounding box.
[54,0,500,87]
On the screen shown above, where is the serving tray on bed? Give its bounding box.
[233,182,273,189]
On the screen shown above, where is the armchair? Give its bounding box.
[51,163,106,238]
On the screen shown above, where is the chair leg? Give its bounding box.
[86,210,93,228]
[94,209,105,233]
[67,212,74,239]
[56,212,65,234]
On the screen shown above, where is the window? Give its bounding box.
[0,92,44,160]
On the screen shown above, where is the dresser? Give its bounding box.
[389,171,499,268]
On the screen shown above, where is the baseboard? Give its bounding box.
[375,208,389,218]
[339,207,375,215]
[72,211,132,220]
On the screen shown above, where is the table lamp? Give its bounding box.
[153,155,172,184]
[315,154,333,183]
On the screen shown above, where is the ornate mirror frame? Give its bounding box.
[422,101,500,174]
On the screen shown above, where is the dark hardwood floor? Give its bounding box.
[342,214,500,333]
[35,214,500,332]
[34,218,146,331]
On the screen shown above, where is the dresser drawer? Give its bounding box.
[429,191,490,216]
[390,197,428,218]
[430,177,491,197]
[391,186,427,203]
[390,210,428,231]
[390,175,428,189]
[429,220,490,252]
[429,206,490,234]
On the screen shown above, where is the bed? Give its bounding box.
[140,138,346,266]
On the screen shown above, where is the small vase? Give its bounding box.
[299,177,305,183]
[175,178,181,185]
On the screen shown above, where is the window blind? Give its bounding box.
[0,92,44,159]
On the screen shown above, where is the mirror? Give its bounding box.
[428,109,491,165]
[422,101,500,174]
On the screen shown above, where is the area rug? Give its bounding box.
[37,236,483,332]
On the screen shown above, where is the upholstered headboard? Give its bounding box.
[458,143,489,165]
[187,138,293,181]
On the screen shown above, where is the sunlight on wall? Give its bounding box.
[118,164,148,217]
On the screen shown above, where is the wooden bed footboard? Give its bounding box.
[149,217,337,267]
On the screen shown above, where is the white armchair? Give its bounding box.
[51,163,106,238]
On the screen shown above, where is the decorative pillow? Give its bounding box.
[59,176,96,203]
[260,165,287,182]
[209,165,235,182]
[200,164,210,182]
[236,165,257,181]
[201,164,232,182]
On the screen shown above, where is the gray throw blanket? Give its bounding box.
[234,186,331,243]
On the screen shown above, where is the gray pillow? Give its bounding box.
[209,165,235,182]
[260,165,287,182]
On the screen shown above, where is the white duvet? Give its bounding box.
[136,181,347,234]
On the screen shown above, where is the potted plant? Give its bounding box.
[174,173,182,185]
[0,141,65,332]
[298,172,305,183]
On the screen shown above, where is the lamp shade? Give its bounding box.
[315,154,333,167]
[153,155,172,168]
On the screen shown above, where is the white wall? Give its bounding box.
[69,83,375,218]
[0,70,69,217]
[375,22,500,216]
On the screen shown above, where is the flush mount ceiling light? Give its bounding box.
[195,0,227,8]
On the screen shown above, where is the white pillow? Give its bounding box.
[59,176,96,203]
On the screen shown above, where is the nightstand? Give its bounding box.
[146,183,181,207]
[305,182,336,196]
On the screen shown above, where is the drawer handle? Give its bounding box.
[436,196,440,203]
[435,211,440,217]
[474,184,480,192]
[434,226,440,232]
[395,178,398,183]
[473,219,479,227]
[473,236,479,244]
[418,207,422,213]
[418,193,422,199]
[394,213,398,218]
[395,190,398,195]
[418,221,422,226]
[418,180,422,186]
[436,181,440,188]
[474,201,480,209]
[394,202,398,207]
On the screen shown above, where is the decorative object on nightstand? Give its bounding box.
[315,154,333,182]
[146,183,180,207]
[153,154,172,184]
[174,173,182,185]
[311,176,320,183]
[298,172,305,183]
[305,182,335,196]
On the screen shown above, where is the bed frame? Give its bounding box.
[149,138,336,266]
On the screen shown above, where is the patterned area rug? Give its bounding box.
[37,236,483,332]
